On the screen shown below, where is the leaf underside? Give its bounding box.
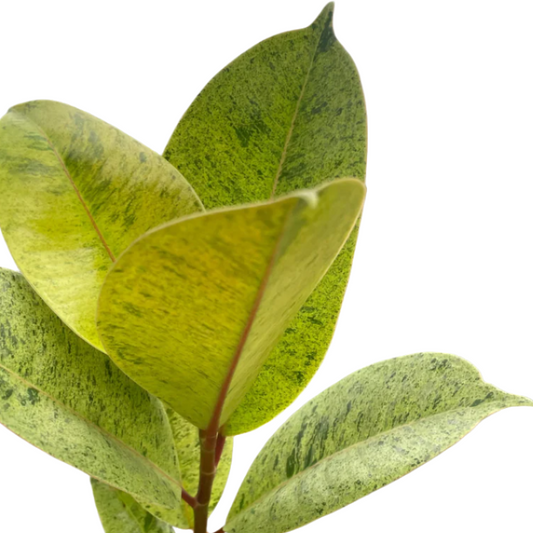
[226,353,533,533]
[164,2,367,434]
[0,268,185,513]
[0,100,203,351]
[97,179,366,431]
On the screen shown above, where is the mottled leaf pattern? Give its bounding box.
[0,268,185,512]
[0,100,203,351]
[226,230,359,435]
[92,479,174,533]
[226,353,533,533]
[97,179,365,431]
[163,3,367,434]
[164,3,365,205]
[133,493,187,528]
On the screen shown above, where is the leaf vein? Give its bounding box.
[227,401,511,521]
[14,112,116,262]
[0,361,183,496]
[270,23,326,198]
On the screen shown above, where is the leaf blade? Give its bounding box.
[225,226,360,434]
[225,353,533,533]
[0,268,185,511]
[97,179,366,431]
[164,3,366,206]
[163,3,367,434]
[92,479,175,533]
[0,100,203,350]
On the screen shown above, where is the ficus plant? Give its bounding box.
[0,4,530,533]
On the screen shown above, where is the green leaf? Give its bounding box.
[0,268,185,512]
[225,353,533,533]
[97,178,366,432]
[138,408,234,528]
[0,100,203,351]
[163,3,367,434]
[164,3,365,206]
[92,479,174,533]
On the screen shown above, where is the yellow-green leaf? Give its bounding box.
[92,479,174,533]
[226,353,533,533]
[0,100,203,351]
[163,3,367,434]
[97,178,366,432]
[0,268,185,512]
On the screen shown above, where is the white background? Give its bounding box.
[1,1,533,532]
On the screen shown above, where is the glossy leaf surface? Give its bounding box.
[0,268,184,511]
[97,179,366,431]
[164,3,367,434]
[92,479,174,533]
[226,353,533,533]
[0,100,203,351]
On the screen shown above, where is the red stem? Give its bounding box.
[182,488,197,509]
[193,217,286,533]
[215,434,226,467]
[194,430,218,533]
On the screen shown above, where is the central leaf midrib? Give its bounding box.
[16,112,117,263]
[209,205,296,433]
[0,360,183,501]
[227,400,505,521]
[270,20,328,198]
[210,16,334,431]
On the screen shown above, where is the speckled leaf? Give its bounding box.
[92,479,174,533]
[97,178,366,431]
[225,231,359,435]
[0,268,186,512]
[163,3,367,434]
[164,3,365,205]
[226,353,533,533]
[0,100,203,351]
[131,492,187,528]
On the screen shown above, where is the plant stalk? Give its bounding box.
[194,430,219,533]
[215,434,226,467]
[182,488,197,509]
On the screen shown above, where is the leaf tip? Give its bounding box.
[313,3,335,27]
[322,2,335,16]
[516,395,533,408]
[311,3,337,52]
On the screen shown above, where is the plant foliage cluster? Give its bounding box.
[0,5,530,533]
